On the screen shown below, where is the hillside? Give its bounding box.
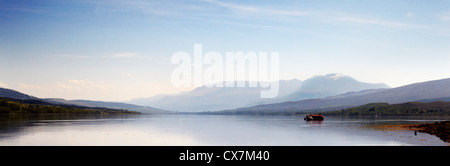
[129,79,304,112]
[284,73,389,101]
[0,87,168,114]
[323,101,450,116]
[216,78,450,115]
[44,98,171,114]
[0,97,140,115]
[0,88,37,100]
[130,73,389,112]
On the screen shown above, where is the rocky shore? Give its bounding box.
[413,121,450,143]
[368,121,450,143]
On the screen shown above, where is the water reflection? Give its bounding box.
[0,114,137,139]
[0,114,448,146]
[305,120,323,125]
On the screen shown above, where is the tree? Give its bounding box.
[0,99,7,107]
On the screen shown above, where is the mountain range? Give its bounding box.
[285,73,389,101]
[218,77,450,115]
[0,88,169,114]
[2,73,448,115]
[0,87,38,100]
[128,73,390,112]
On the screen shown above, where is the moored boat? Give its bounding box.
[304,114,324,121]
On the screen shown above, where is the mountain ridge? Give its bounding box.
[283,73,389,101]
[128,73,390,112]
[0,87,169,114]
[0,87,38,100]
[216,77,450,114]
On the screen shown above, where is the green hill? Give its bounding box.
[323,101,450,116]
[0,97,140,115]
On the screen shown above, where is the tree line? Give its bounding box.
[322,101,450,116]
[0,97,140,115]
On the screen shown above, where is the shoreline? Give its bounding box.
[366,121,450,144]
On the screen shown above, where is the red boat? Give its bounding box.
[304,114,324,121]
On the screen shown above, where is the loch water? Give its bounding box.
[0,114,447,146]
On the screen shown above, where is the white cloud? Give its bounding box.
[406,12,414,17]
[203,0,258,12]
[52,52,142,59]
[202,0,308,16]
[54,79,179,101]
[102,52,140,58]
[200,0,428,31]
[0,6,47,13]
[440,15,450,21]
[0,82,8,88]
[65,79,116,89]
[335,16,427,28]
[120,72,133,77]
[52,54,92,58]
[57,82,81,92]
[54,79,121,101]
[88,0,177,16]
[58,79,116,93]
[336,17,406,27]
[18,82,40,90]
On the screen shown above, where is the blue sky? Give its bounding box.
[1,0,449,101]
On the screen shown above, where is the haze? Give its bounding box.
[1,0,449,101]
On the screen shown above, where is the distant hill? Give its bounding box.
[0,87,169,114]
[284,73,390,101]
[129,73,389,112]
[0,87,38,100]
[217,77,450,115]
[128,94,167,107]
[323,101,450,116]
[128,79,304,112]
[413,97,450,103]
[44,98,170,114]
[0,97,140,115]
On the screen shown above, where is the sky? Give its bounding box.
[0,0,449,101]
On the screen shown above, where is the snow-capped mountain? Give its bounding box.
[128,73,390,112]
[284,73,390,101]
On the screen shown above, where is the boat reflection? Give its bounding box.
[306,120,323,125]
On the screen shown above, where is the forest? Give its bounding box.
[0,97,140,115]
[323,101,450,116]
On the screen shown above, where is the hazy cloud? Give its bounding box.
[67,79,116,89]
[120,72,133,77]
[52,54,92,58]
[102,52,140,58]
[335,16,427,28]
[18,82,40,90]
[202,0,308,16]
[440,14,450,21]
[57,79,116,92]
[52,52,142,59]
[0,82,8,88]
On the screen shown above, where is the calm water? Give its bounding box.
[0,114,447,146]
